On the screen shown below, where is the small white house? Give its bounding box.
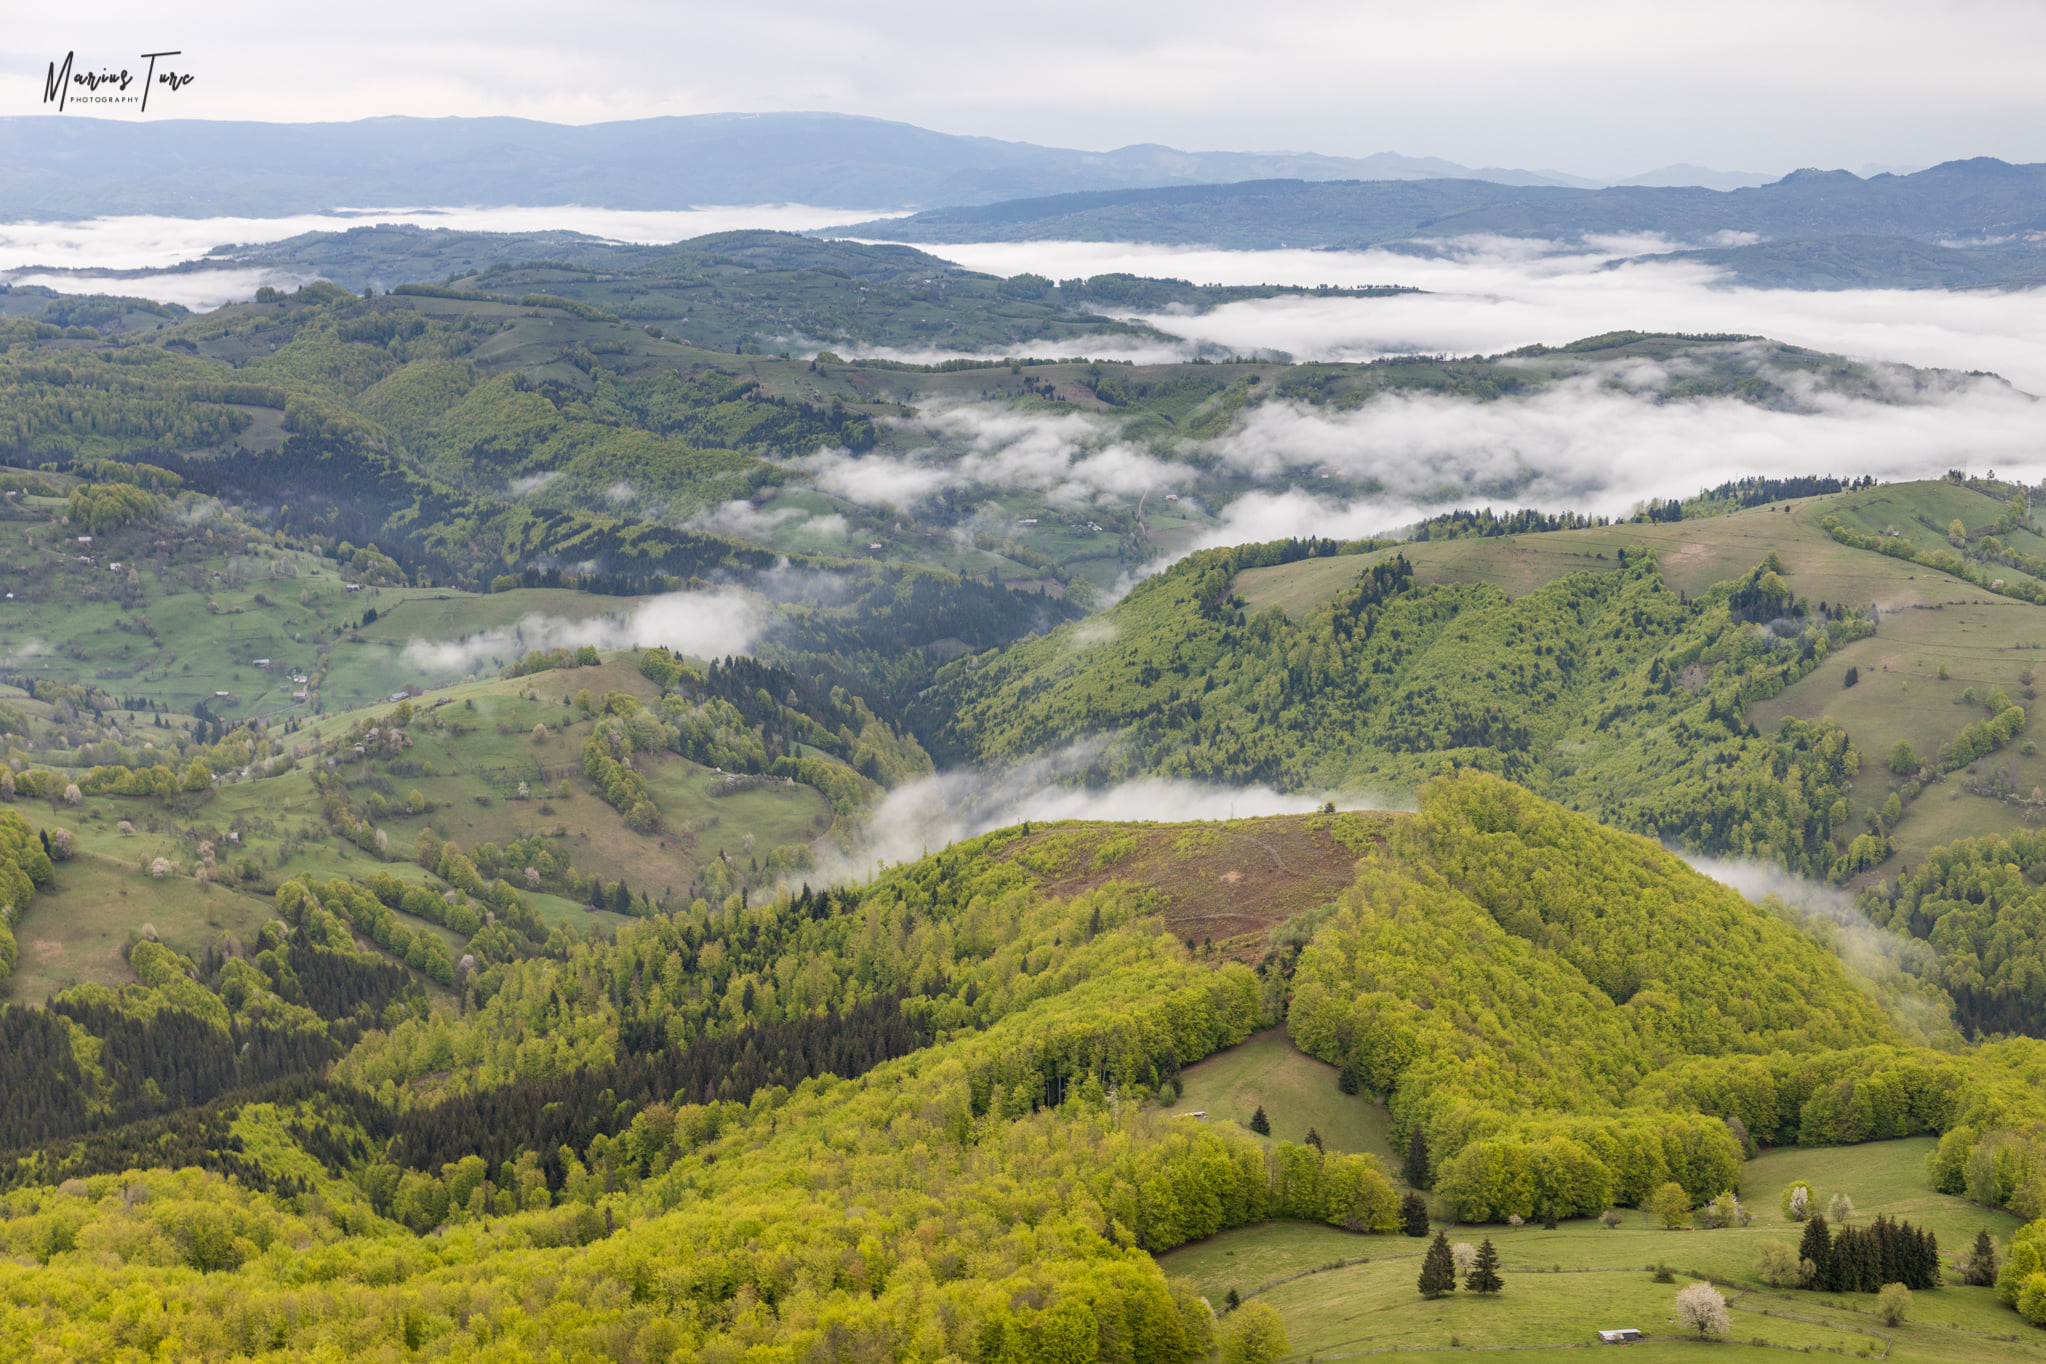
[1597,1330,1642,1345]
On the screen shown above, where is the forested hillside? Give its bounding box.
[918,541,1894,882]
[12,206,2046,1360]
[7,774,2046,1357]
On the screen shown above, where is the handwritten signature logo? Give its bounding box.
[43,51,194,112]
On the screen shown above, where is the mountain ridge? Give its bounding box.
[840,157,2046,250]
[0,110,1766,218]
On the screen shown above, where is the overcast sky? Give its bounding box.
[10,1,2043,179]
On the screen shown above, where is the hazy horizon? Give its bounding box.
[8,1,2044,179]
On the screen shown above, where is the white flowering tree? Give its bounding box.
[1675,1282,1730,1340]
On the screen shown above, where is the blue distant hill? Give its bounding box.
[0,111,1726,218]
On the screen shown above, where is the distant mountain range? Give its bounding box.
[0,111,1775,219]
[838,160,2046,289]
[846,161,2046,246]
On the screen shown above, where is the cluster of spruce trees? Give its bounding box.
[1798,1213,1941,1292]
[0,1075,394,1194]
[391,991,928,1185]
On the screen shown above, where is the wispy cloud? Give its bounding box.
[399,588,763,677]
[788,404,1184,512]
[811,741,1397,883]
[1683,853,1961,1048]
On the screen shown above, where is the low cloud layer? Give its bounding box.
[400,588,762,677]
[790,405,1182,513]
[807,741,1397,886]
[787,363,2042,562]
[1174,369,2045,553]
[0,205,907,275]
[918,238,2046,393]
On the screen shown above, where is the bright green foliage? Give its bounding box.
[0,348,263,457]
[2000,1217,2046,1320]
[9,778,2046,1348]
[65,480,157,532]
[1647,1180,1693,1228]
[1218,1299,1290,1364]
[0,826,1404,1360]
[1285,774,1890,1221]
[920,548,1881,880]
[0,809,55,989]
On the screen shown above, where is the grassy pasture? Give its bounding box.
[1234,485,2046,883]
[1170,1029,1399,1167]
[1156,1139,2036,1364]
[1237,488,2025,622]
[5,849,275,1002]
[2,654,849,999]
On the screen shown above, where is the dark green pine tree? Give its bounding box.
[1305,1127,1325,1152]
[1337,1058,1360,1095]
[1966,1229,1996,1286]
[1467,1237,1504,1294]
[1401,1191,1430,1237]
[1798,1214,1833,1290]
[1249,1105,1270,1135]
[1419,1230,1458,1298]
[1403,1126,1431,1190]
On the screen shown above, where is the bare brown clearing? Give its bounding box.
[995,812,1384,948]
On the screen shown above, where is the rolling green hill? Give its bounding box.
[921,479,2046,887]
[5,775,2046,1357]
[0,250,2002,605]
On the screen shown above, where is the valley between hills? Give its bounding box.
[3,229,2046,1362]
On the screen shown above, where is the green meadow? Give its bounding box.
[1159,1139,2034,1364]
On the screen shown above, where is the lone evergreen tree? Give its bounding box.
[1403,1126,1431,1190]
[1401,1192,1430,1237]
[1305,1127,1324,1152]
[1419,1231,1457,1298]
[1224,1287,1240,1311]
[1467,1237,1504,1294]
[1249,1105,1270,1135]
[1965,1228,1998,1286]
[1337,1058,1360,1095]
